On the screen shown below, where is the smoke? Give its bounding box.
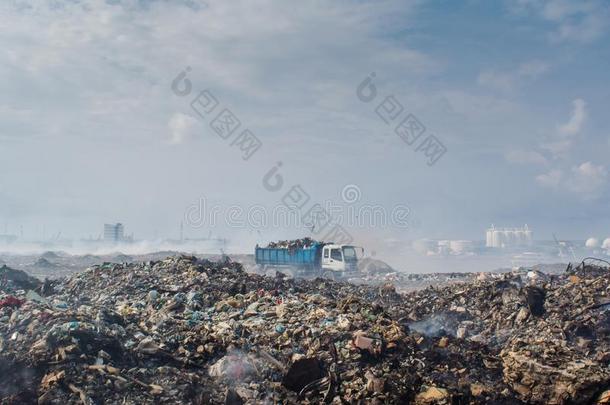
[208,350,260,384]
[0,239,230,257]
[408,313,463,337]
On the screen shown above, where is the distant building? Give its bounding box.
[449,240,474,254]
[437,240,451,255]
[104,223,124,242]
[412,238,476,256]
[486,224,532,248]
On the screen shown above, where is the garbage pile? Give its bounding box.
[1,256,610,404]
[0,265,42,291]
[265,237,318,249]
[395,260,610,404]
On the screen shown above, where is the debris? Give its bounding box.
[596,389,610,404]
[415,386,450,403]
[352,330,383,357]
[525,286,545,316]
[365,370,386,393]
[224,388,244,405]
[470,382,486,397]
[40,370,65,389]
[437,336,449,348]
[25,289,47,304]
[0,295,25,308]
[282,357,324,393]
[569,275,581,283]
[1,255,609,404]
[0,265,41,291]
[265,237,318,249]
[515,307,529,324]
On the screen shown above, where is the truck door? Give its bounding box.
[322,247,331,269]
[326,248,345,272]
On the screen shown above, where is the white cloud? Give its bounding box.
[529,99,607,197]
[0,0,607,238]
[541,0,597,21]
[0,0,443,238]
[544,1,608,43]
[0,0,432,144]
[507,0,610,43]
[478,60,549,93]
[541,138,572,158]
[558,98,586,136]
[541,98,587,158]
[537,162,607,196]
[168,113,198,144]
[536,169,562,187]
[566,161,608,194]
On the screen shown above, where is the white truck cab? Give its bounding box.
[321,244,361,275]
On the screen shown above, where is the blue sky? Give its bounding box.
[0,0,608,249]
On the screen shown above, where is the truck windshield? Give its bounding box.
[342,246,357,261]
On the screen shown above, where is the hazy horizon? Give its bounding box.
[1,0,609,253]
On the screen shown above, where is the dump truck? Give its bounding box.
[255,241,362,279]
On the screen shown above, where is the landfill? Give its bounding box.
[1,256,610,404]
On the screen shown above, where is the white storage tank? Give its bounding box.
[586,237,600,249]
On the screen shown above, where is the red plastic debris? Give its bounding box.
[0,296,25,308]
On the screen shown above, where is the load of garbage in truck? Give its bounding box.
[2,251,610,404]
[255,238,362,279]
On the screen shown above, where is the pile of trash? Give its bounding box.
[264,237,319,249]
[1,256,610,404]
[394,260,610,404]
[1,265,42,291]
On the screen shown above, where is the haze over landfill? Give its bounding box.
[1,0,609,256]
[2,1,610,404]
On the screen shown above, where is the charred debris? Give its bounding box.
[1,256,610,404]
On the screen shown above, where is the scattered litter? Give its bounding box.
[1,256,609,403]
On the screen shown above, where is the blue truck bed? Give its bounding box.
[255,243,321,268]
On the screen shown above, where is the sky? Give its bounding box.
[0,0,609,251]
